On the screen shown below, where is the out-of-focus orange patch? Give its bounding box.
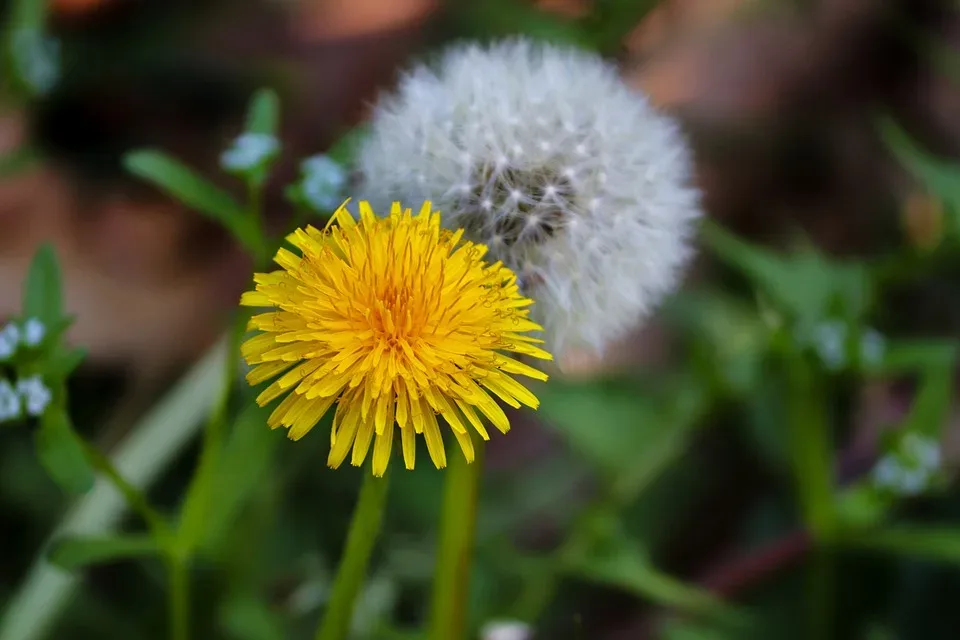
[903,192,945,252]
[294,0,438,40]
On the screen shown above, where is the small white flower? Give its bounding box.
[21,317,45,347]
[0,380,22,422]
[901,433,941,470]
[16,375,52,417]
[0,323,21,360]
[810,321,847,371]
[300,155,347,211]
[11,28,60,95]
[479,620,533,640]
[358,38,702,356]
[859,328,886,367]
[871,432,941,497]
[220,133,280,172]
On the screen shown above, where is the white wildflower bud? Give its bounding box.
[0,380,22,422]
[300,155,347,211]
[11,28,60,95]
[0,323,21,361]
[809,321,847,371]
[859,328,886,367]
[220,133,280,173]
[479,620,533,640]
[871,432,941,497]
[16,375,52,417]
[21,317,45,347]
[357,38,702,356]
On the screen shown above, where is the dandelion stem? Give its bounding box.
[168,556,189,640]
[315,469,390,640]
[428,436,484,640]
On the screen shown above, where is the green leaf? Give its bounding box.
[902,365,954,438]
[22,243,63,325]
[879,117,960,233]
[123,150,257,252]
[219,592,287,640]
[835,484,888,531]
[47,534,161,570]
[35,407,94,494]
[667,292,770,395]
[538,375,708,503]
[870,339,959,375]
[9,0,47,30]
[565,512,739,619]
[844,525,960,565]
[44,346,87,380]
[245,88,280,135]
[700,220,872,324]
[197,402,282,552]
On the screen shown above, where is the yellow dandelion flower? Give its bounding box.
[240,199,552,476]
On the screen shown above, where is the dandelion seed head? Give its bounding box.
[239,200,552,476]
[357,38,701,356]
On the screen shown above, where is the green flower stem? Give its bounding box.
[168,555,190,640]
[79,441,170,542]
[785,354,836,541]
[0,338,227,640]
[428,436,484,640]
[175,312,249,556]
[315,469,391,640]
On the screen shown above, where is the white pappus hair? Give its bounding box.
[357,38,702,357]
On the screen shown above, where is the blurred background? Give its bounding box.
[2,0,960,638]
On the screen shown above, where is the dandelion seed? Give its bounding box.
[22,318,45,347]
[221,133,280,172]
[358,38,701,356]
[0,380,21,422]
[16,375,51,417]
[239,200,552,476]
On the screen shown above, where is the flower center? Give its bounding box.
[458,163,574,253]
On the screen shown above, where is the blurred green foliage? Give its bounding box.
[3,1,960,640]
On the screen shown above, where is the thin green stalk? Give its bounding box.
[80,441,170,541]
[428,436,484,640]
[806,547,835,640]
[176,312,249,556]
[315,469,391,640]
[785,354,836,541]
[168,556,189,640]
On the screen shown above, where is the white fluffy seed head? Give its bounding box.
[357,38,702,356]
